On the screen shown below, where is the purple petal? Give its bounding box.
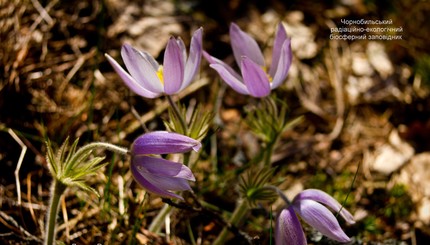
[181,27,203,90]
[293,199,351,243]
[121,44,164,94]
[130,157,187,200]
[203,51,242,81]
[209,64,249,95]
[131,131,201,155]
[133,156,194,191]
[275,207,307,245]
[142,171,192,192]
[203,51,249,94]
[270,39,292,89]
[105,53,160,98]
[139,49,160,71]
[230,23,265,67]
[134,156,195,181]
[269,23,288,77]
[293,189,355,225]
[241,57,271,98]
[163,37,185,94]
[176,37,187,63]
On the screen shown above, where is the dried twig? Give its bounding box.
[0,210,42,242]
[25,173,37,226]
[8,129,27,206]
[61,195,70,242]
[30,0,54,25]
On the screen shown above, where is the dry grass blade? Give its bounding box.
[8,128,27,206]
[0,210,42,242]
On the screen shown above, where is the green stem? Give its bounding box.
[264,185,291,205]
[269,205,273,245]
[45,179,67,245]
[130,193,148,245]
[166,95,188,134]
[187,220,197,245]
[213,199,249,245]
[66,142,128,173]
[148,152,191,232]
[263,141,275,166]
[148,204,173,233]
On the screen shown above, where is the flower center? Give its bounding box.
[261,66,273,83]
[156,65,164,85]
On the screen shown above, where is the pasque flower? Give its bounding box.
[105,28,203,98]
[130,131,201,200]
[203,23,292,97]
[275,189,355,245]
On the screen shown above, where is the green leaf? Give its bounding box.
[239,167,277,206]
[45,139,58,177]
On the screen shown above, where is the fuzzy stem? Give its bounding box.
[213,198,249,245]
[148,203,172,233]
[264,185,291,205]
[166,95,188,134]
[45,179,67,245]
[263,141,276,166]
[66,142,128,173]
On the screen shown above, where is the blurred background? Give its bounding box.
[1,0,430,244]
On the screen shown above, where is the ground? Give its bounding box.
[1,0,430,244]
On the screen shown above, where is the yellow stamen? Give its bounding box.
[156,65,164,85]
[261,66,273,83]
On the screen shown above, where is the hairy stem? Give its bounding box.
[66,142,128,173]
[264,185,291,205]
[45,179,67,245]
[167,95,188,134]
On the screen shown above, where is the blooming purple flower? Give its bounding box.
[130,131,201,200]
[203,23,292,98]
[105,28,203,98]
[275,189,355,245]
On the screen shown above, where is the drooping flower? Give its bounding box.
[203,23,292,98]
[105,28,203,98]
[275,189,355,245]
[130,131,201,200]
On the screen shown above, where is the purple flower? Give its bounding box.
[275,189,355,245]
[130,131,201,200]
[203,23,292,98]
[105,28,203,98]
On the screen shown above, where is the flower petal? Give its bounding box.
[293,189,355,225]
[269,23,288,77]
[230,23,265,67]
[130,157,186,200]
[131,131,201,155]
[203,51,249,94]
[176,37,187,64]
[275,206,307,245]
[203,51,242,81]
[121,44,164,94]
[270,39,292,89]
[105,53,160,98]
[181,27,203,90]
[163,37,185,94]
[241,57,271,97]
[209,64,249,95]
[293,199,351,243]
[134,155,195,181]
[133,156,194,191]
[143,170,192,192]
